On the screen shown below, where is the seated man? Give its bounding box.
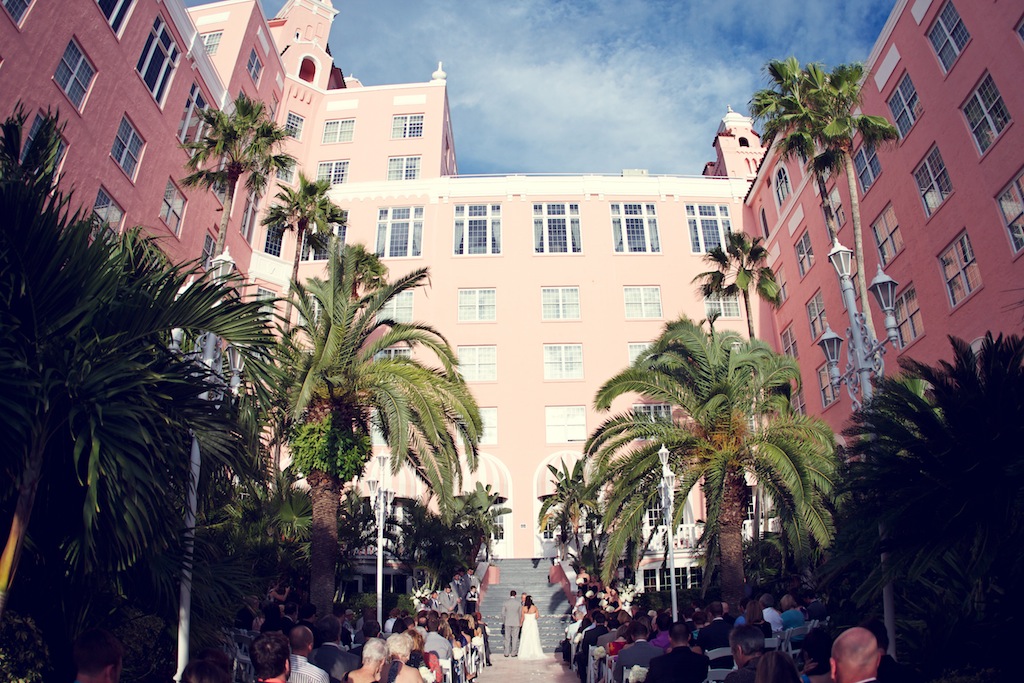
[289,625,329,683]
[251,631,291,683]
[696,601,733,668]
[73,629,123,683]
[724,625,765,683]
[613,621,663,683]
[831,627,882,683]
[312,616,360,683]
[647,622,709,683]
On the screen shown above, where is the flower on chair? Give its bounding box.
[627,667,649,683]
[418,666,434,683]
[592,647,606,660]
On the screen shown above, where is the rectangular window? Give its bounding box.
[888,73,921,138]
[542,287,580,320]
[997,171,1024,253]
[316,160,349,186]
[246,48,262,84]
[285,112,304,139]
[479,407,498,445]
[375,347,412,361]
[624,286,662,319]
[854,146,881,193]
[791,387,806,415]
[685,203,732,253]
[111,116,144,179]
[54,40,96,109]
[894,285,923,348]
[97,0,132,33]
[915,147,953,216]
[201,31,222,55]
[22,114,67,166]
[264,224,284,257]
[780,326,798,359]
[818,365,836,407]
[928,2,970,72]
[872,205,904,266]
[240,191,259,244]
[627,342,651,365]
[159,180,185,234]
[704,292,740,318]
[543,344,584,380]
[201,234,215,270]
[3,0,29,23]
[322,118,355,144]
[453,204,501,255]
[963,74,1010,153]
[776,267,788,303]
[534,203,582,254]
[301,225,338,262]
[256,287,276,316]
[392,114,424,139]
[387,156,421,181]
[642,569,658,591]
[379,290,414,323]
[136,16,180,103]
[458,288,496,322]
[940,232,981,306]
[458,346,497,382]
[375,207,423,258]
[806,291,827,339]
[612,203,661,253]
[93,188,124,231]
[795,231,814,277]
[178,83,207,145]
[826,187,846,226]
[544,406,586,443]
[633,403,672,423]
[276,161,295,184]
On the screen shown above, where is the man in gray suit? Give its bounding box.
[501,590,521,657]
[437,585,459,614]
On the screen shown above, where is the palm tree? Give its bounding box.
[182,93,293,257]
[585,318,837,606]
[455,483,512,564]
[693,232,781,340]
[751,58,897,330]
[281,243,482,614]
[262,173,347,323]
[0,110,276,620]
[538,459,599,562]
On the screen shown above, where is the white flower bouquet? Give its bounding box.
[412,584,436,605]
[585,590,595,598]
[576,577,585,585]
[452,646,465,660]
[627,666,649,683]
[471,635,484,648]
[592,646,606,660]
[418,666,434,683]
[573,633,583,644]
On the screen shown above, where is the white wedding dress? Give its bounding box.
[517,610,545,660]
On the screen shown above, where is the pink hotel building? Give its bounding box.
[2,0,1021,587]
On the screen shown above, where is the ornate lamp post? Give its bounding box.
[173,250,244,682]
[369,452,394,629]
[657,445,678,622]
[816,240,900,656]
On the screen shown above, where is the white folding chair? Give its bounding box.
[704,647,734,670]
[439,658,454,683]
[764,636,780,651]
[784,625,810,655]
[706,669,731,682]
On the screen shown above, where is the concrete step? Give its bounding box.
[479,559,570,652]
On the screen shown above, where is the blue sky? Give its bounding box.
[233,0,896,175]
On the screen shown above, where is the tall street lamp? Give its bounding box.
[369,452,394,629]
[816,240,900,656]
[657,445,678,622]
[173,250,244,682]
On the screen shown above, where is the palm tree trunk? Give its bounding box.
[214,173,239,257]
[308,469,340,617]
[284,222,307,328]
[719,473,748,608]
[816,174,838,243]
[0,434,45,621]
[742,290,755,340]
[844,155,875,333]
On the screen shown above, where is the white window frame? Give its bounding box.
[774,167,791,205]
[322,118,355,144]
[97,0,132,33]
[3,0,30,24]
[22,114,67,167]
[375,207,423,258]
[928,1,970,73]
[201,234,215,270]
[316,160,349,186]
[792,386,806,415]
[914,146,953,216]
[387,156,421,181]
[872,205,904,266]
[962,74,1010,154]
[285,112,304,140]
[818,364,836,408]
[627,342,651,365]
[54,39,96,110]
[633,403,672,424]
[996,170,1024,253]
[240,191,259,244]
[940,232,981,307]
[458,346,497,382]
[256,287,276,316]
[178,83,207,145]
[534,203,582,254]
[458,288,496,322]
[264,224,284,257]
[301,224,341,262]
[136,15,180,104]
[479,407,498,445]
[246,48,263,85]
[795,231,814,277]
[93,187,124,231]
[111,115,144,179]
[379,290,414,324]
[806,291,827,340]
[375,347,412,361]
[159,179,185,234]
[611,203,660,254]
[826,187,846,226]
[453,204,501,255]
[392,114,424,139]
[780,326,798,359]
[541,287,581,321]
[854,146,881,193]
[894,285,923,348]
[544,406,586,443]
[276,162,295,184]
[704,292,740,318]
[686,203,733,253]
[888,73,921,138]
[543,344,584,380]
[201,31,222,55]
[776,267,788,303]
[624,286,662,319]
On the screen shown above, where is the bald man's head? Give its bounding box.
[830,627,881,683]
[289,625,314,657]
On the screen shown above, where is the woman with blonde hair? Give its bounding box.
[381,633,421,683]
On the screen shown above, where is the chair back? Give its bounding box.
[438,657,454,683]
[764,636,780,651]
[783,625,810,655]
[707,669,732,682]
[704,647,734,669]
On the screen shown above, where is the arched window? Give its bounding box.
[299,57,316,82]
[739,137,750,147]
[760,208,770,239]
[775,167,791,205]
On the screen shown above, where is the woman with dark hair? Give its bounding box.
[796,628,832,683]
[517,595,545,660]
[742,600,774,639]
[182,660,231,683]
[755,651,801,683]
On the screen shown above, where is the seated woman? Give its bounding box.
[344,637,388,683]
[741,600,773,639]
[381,633,421,683]
[606,623,631,657]
[780,594,806,631]
[407,628,442,683]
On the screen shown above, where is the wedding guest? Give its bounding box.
[647,622,709,683]
[755,651,801,683]
[73,629,123,683]
[795,628,832,683]
[381,633,421,683]
[344,638,387,683]
[251,632,291,683]
[830,628,881,683]
[725,625,766,683]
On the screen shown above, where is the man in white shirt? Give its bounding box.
[288,626,329,683]
[759,594,784,633]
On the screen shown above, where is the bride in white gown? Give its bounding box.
[517,594,545,660]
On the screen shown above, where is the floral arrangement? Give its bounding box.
[576,577,586,585]
[418,666,434,683]
[592,646,606,660]
[471,635,484,648]
[573,633,584,644]
[585,590,595,598]
[617,583,643,610]
[627,666,649,683]
[452,646,465,660]
[412,584,436,605]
